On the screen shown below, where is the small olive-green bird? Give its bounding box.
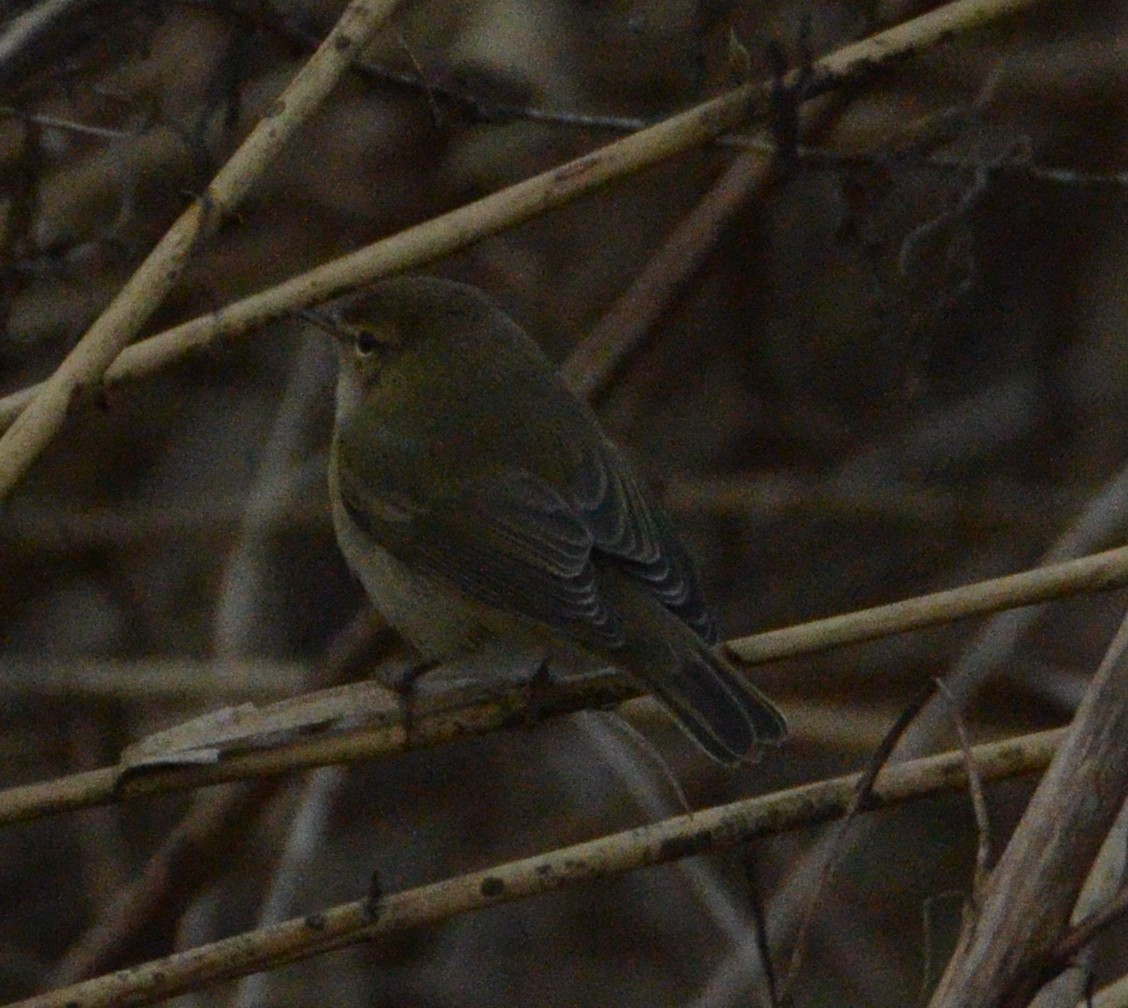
[314,276,786,765]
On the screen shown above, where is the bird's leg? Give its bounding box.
[388,658,441,743]
[521,657,556,729]
[765,15,821,164]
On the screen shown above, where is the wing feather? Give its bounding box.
[339,466,624,649]
[570,440,718,644]
[337,426,717,651]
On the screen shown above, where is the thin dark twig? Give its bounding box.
[741,855,781,1008]
[721,133,1128,187]
[780,680,938,1002]
[46,781,282,984]
[394,28,443,128]
[935,678,994,885]
[920,891,967,1006]
[47,609,385,982]
[1047,878,1128,975]
[0,105,133,138]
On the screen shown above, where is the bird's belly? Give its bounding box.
[331,500,594,680]
[330,503,482,659]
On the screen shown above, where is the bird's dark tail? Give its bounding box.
[597,572,787,764]
[639,635,787,765]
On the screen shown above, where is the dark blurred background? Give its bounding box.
[1,0,1127,1004]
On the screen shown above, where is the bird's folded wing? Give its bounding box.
[339,465,625,650]
[570,440,718,644]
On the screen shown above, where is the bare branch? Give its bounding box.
[0,0,1041,439]
[5,521,1128,826]
[12,728,1062,1008]
[727,542,1128,665]
[929,613,1128,1008]
[0,0,404,499]
[0,669,637,826]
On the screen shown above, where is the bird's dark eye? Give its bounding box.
[354,327,381,357]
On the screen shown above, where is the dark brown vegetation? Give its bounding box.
[1,0,1127,1005]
